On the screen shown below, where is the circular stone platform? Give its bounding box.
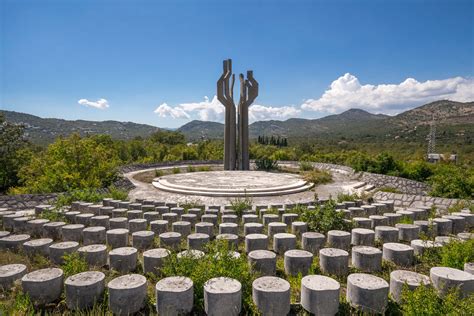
[153,171,314,197]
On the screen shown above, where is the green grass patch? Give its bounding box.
[302,168,332,185]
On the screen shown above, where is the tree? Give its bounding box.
[0,114,30,192]
[150,130,186,145]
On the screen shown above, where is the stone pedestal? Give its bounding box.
[374,226,399,244]
[432,218,452,236]
[106,228,129,248]
[83,226,106,245]
[244,223,264,235]
[291,221,307,236]
[245,234,268,253]
[132,231,155,250]
[0,234,30,250]
[143,248,170,275]
[27,219,50,237]
[204,277,242,316]
[195,222,215,238]
[284,249,313,276]
[172,221,192,237]
[21,268,64,305]
[430,267,474,298]
[61,224,84,242]
[23,238,53,257]
[301,275,340,315]
[327,230,351,250]
[159,232,182,250]
[187,233,210,251]
[252,276,290,316]
[382,243,414,267]
[109,247,138,273]
[42,221,66,240]
[302,232,325,254]
[49,241,80,265]
[78,244,108,267]
[389,270,430,303]
[346,273,389,314]
[156,276,193,316]
[219,223,239,235]
[248,250,277,276]
[351,246,382,272]
[319,248,349,276]
[90,216,110,229]
[273,233,296,255]
[150,220,169,235]
[65,271,105,310]
[216,233,239,249]
[109,217,128,229]
[351,228,375,246]
[128,219,147,233]
[395,224,420,242]
[108,274,147,316]
[0,264,27,290]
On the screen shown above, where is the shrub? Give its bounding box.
[172,167,181,174]
[379,186,402,194]
[400,284,474,315]
[300,201,353,234]
[61,252,88,277]
[299,161,314,171]
[255,157,279,171]
[429,164,473,199]
[161,240,257,314]
[336,192,360,203]
[302,168,332,185]
[197,166,211,172]
[230,195,253,218]
[54,186,128,209]
[154,169,164,177]
[439,239,474,270]
[187,165,196,172]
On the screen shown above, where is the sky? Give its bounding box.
[1,0,473,128]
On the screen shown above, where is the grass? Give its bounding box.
[229,194,253,218]
[54,186,128,210]
[186,165,196,172]
[61,252,89,277]
[154,169,164,177]
[197,166,211,172]
[302,168,332,185]
[299,161,314,172]
[300,200,353,234]
[379,186,403,194]
[172,167,181,174]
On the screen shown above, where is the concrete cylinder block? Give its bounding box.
[83,226,106,245]
[395,224,420,242]
[159,232,182,250]
[361,205,376,217]
[383,213,402,226]
[301,275,340,315]
[346,273,389,314]
[0,234,30,251]
[204,277,242,316]
[90,216,110,229]
[268,222,287,238]
[291,221,308,237]
[132,230,155,250]
[252,276,290,316]
[215,233,239,250]
[351,246,382,272]
[464,262,474,275]
[389,270,430,303]
[108,274,147,316]
[262,214,279,226]
[369,215,389,229]
[99,206,114,216]
[187,208,202,219]
[248,250,277,276]
[27,219,50,237]
[284,249,313,276]
[170,207,184,217]
[382,242,414,267]
[0,264,27,290]
[414,220,438,238]
[106,228,129,248]
[49,241,80,265]
[219,222,239,235]
[282,213,298,226]
[273,233,296,255]
[351,228,375,246]
[245,234,268,253]
[23,238,53,257]
[109,247,138,273]
[128,219,147,233]
[187,233,210,251]
[112,208,128,218]
[13,217,30,233]
[42,221,66,240]
[75,213,94,226]
[21,268,64,305]
[432,218,453,236]
[244,223,264,235]
[319,248,349,276]
[242,214,258,224]
[327,230,351,251]
[65,271,105,310]
[150,220,169,235]
[430,267,474,298]
[156,276,193,315]
[78,244,108,267]
[195,222,215,238]
[143,248,170,275]
[442,215,466,234]
[155,206,170,215]
[374,226,399,244]
[127,210,143,220]
[3,214,23,231]
[410,239,442,256]
[61,224,84,242]
[353,217,371,229]
[452,212,474,229]
[109,217,128,229]
[201,214,218,226]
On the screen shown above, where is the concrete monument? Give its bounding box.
[217,59,258,170]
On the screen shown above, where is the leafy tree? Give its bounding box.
[150,130,186,145]
[0,114,30,192]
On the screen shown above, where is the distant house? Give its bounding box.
[427,153,457,163]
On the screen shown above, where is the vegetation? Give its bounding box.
[53,186,128,210]
[299,201,353,234]
[257,135,288,147]
[302,168,332,185]
[230,195,253,217]
[61,252,89,277]
[255,157,279,171]
[299,161,314,171]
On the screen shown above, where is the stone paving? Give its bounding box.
[1,196,473,314]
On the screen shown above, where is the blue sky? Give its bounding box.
[1,0,473,128]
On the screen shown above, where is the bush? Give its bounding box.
[255,157,279,171]
[161,240,257,314]
[154,169,164,177]
[439,239,474,270]
[172,167,181,174]
[197,166,211,172]
[54,186,128,209]
[429,164,473,199]
[61,252,88,277]
[300,201,353,234]
[230,195,253,217]
[379,187,402,194]
[400,284,474,315]
[187,165,196,172]
[302,169,332,185]
[299,161,314,171]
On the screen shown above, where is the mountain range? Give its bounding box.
[1,100,473,145]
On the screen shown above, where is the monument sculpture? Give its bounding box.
[217,59,259,170]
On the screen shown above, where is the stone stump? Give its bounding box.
[187,233,210,251]
[351,228,375,246]
[273,233,296,255]
[156,276,193,316]
[106,228,129,248]
[319,248,349,276]
[128,219,147,233]
[195,222,215,238]
[252,276,290,316]
[204,277,242,316]
[83,226,106,245]
[432,218,452,236]
[302,232,325,254]
[78,244,108,267]
[0,234,31,251]
[21,268,64,305]
[301,275,340,315]
[244,223,264,235]
[23,238,53,257]
[49,241,80,265]
[109,247,138,273]
[382,243,414,267]
[108,274,147,316]
[143,248,170,275]
[219,222,239,235]
[159,232,182,250]
[346,273,389,314]
[132,231,155,250]
[430,267,474,298]
[389,270,430,303]
[284,249,313,276]
[61,224,84,242]
[65,271,105,310]
[150,220,169,235]
[327,230,351,250]
[351,246,382,272]
[27,219,50,237]
[0,264,27,290]
[109,217,128,229]
[248,250,277,276]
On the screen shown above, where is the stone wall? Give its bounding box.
[373,191,472,211]
[0,193,58,210]
[358,172,429,195]
[120,160,222,173]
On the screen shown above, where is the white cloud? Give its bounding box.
[301,73,474,114]
[78,98,109,109]
[154,103,190,119]
[154,96,300,122]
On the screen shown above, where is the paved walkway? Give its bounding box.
[123,163,364,205]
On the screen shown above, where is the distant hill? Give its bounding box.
[178,100,473,141]
[1,110,161,145]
